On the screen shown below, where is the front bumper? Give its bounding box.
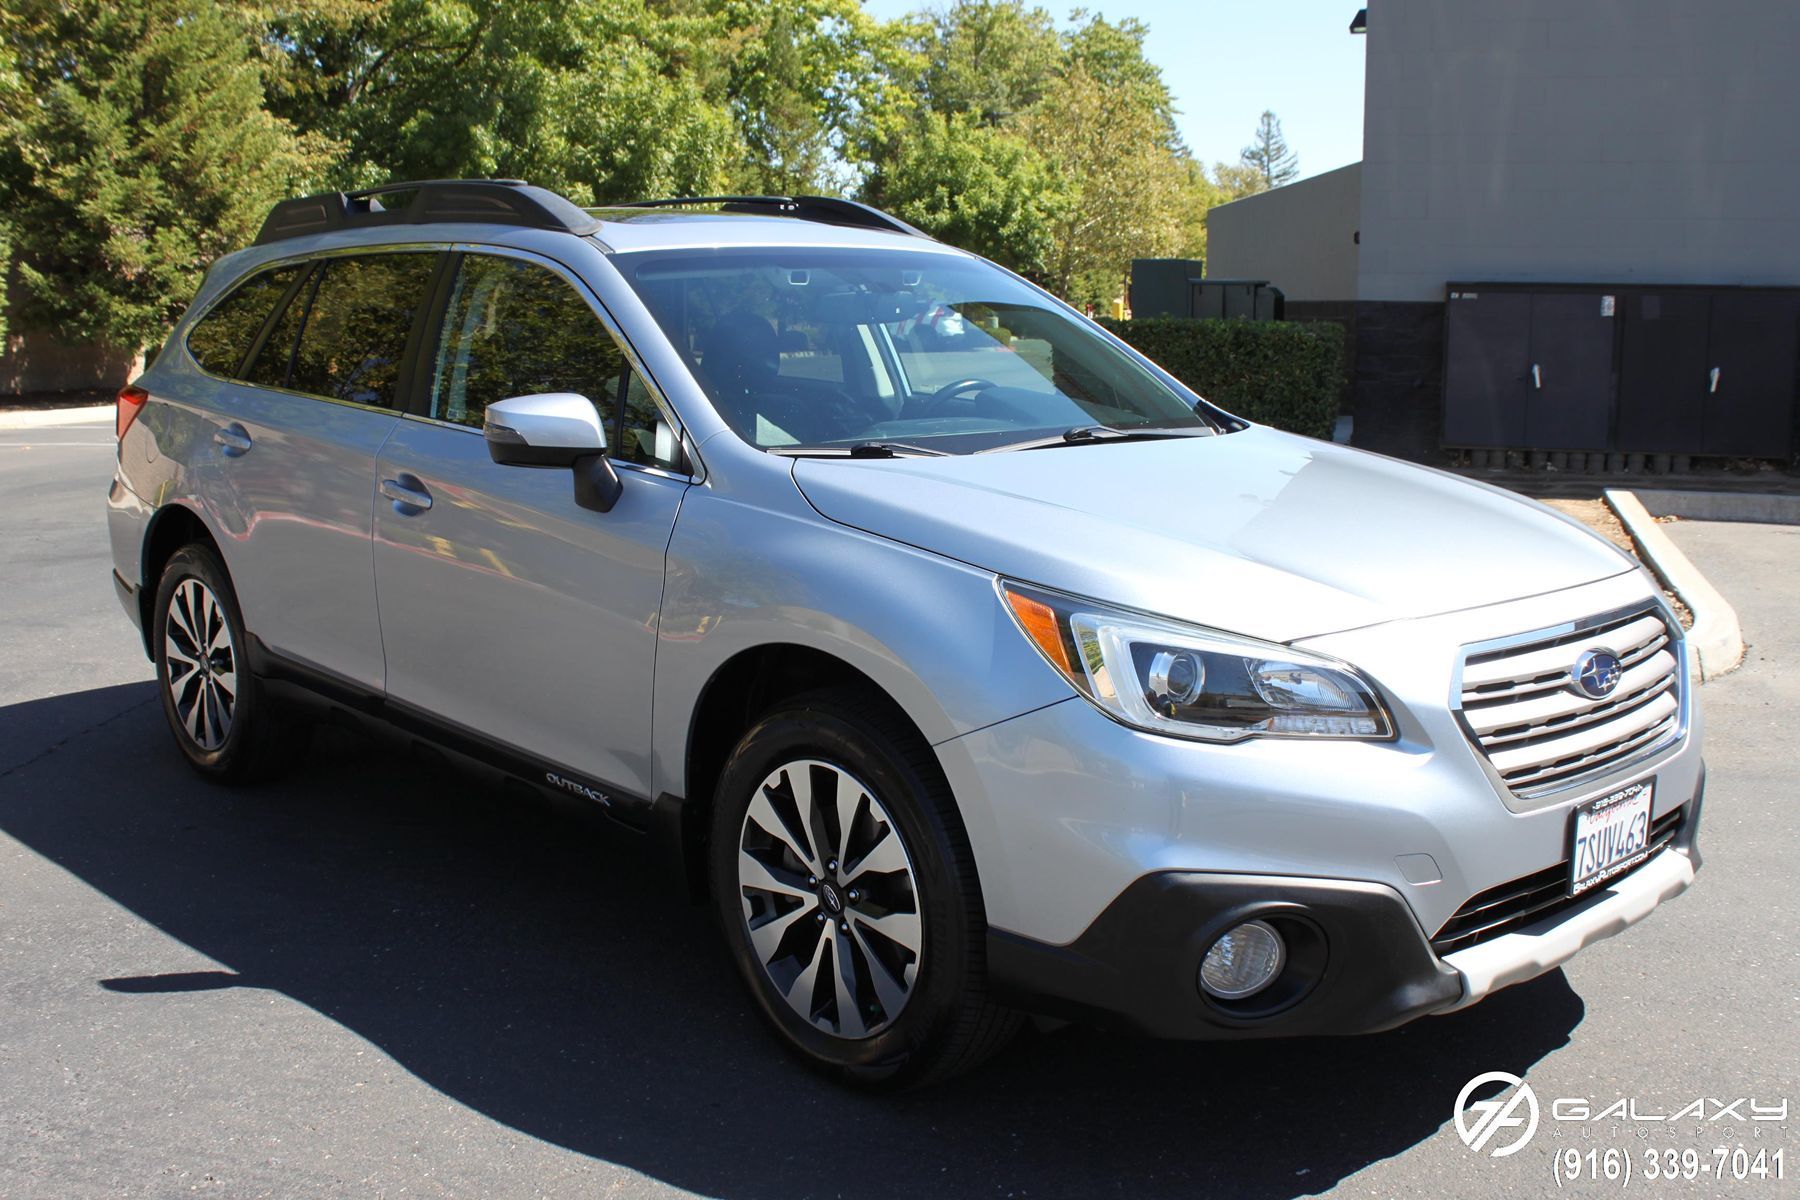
[1440,785,1702,1010]
[988,780,1703,1039]
[988,873,1463,1039]
[937,570,1706,1038]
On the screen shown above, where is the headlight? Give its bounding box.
[1000,581,1394,743]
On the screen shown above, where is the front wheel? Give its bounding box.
[152,543,304,782]
[709,688,1019,1087]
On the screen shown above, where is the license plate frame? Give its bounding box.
[1567,779,1656,896]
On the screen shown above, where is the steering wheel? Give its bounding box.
[915,377,998,417]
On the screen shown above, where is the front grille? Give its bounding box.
[1432,805,1686,956]
[1457,604,1683,798]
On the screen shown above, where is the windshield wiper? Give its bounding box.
[772,441,949,459]
[979,424,1213,453]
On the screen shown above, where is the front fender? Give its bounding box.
[651,485,1070,802]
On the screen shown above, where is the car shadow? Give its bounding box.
[0,683,1585,1199]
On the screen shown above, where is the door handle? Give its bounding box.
[214,423,253,456]
[380,477,433,513]
[1709,367,1721,394]
[1531,364,1542,390]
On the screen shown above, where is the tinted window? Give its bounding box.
[244,268,314,389]
[620,247,1211,454]
[430,254,680,470]
[186,266,304,377]
[287,253,437,409]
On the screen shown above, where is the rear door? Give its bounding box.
[188,250,440,690]
[371,249,691,810]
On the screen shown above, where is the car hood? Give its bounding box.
[790,427,1637,643]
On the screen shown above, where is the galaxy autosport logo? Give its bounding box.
[1453,1071,1789,1159]
[1455,1071,1541,1157]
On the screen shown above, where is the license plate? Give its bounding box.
[1569,780,1655,896]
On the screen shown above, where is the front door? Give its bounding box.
[371,250,690,810]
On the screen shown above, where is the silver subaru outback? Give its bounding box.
[107,181,1703,1085]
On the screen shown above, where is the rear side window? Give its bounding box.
[429,254,681,470]
[244,269,313,390]
[285,253,438,409]
[185,266,304,377]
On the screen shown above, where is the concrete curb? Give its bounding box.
[1604,488,1744,682]
[1629,488,1800,526]
[0,405,114,429]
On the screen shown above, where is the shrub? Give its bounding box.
[1098,317,1345,439]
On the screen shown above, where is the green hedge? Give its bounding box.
[1098,317,1346,440]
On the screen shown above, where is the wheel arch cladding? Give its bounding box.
[138,504,225,657]
[673,645,941,898]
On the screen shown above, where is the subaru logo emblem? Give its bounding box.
[1571,649,1623,699]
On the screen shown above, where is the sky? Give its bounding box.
[859,0,1368,182]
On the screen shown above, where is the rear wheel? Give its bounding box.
[152,544,304,782]
[709,688,1019,1086]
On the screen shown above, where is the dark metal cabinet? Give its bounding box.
[1128,258,1205,318]
[1705,291,1798,458]
[1443,291,1531,446]
[1525,293,1615,450]
[1443,288,1613,449]
[1448,282,1799,458]
[1617,292,1709,453]
[1616,288,1798,459]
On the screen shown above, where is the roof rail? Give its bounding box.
[614,195,933,240]
[254,179,603,246]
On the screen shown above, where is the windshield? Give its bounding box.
[616,247,1215,455]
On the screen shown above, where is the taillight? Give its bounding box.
[116,383,149,440]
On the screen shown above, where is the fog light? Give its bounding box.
[1199,920,1285,999]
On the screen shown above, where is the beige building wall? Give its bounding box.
[1205,163,1361,303]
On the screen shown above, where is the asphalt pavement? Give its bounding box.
[1,413,1794,1198]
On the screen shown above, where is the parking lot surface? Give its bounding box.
[2,416,1794,1198]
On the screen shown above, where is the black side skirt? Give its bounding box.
[246,635,655,831]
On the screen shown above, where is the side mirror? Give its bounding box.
[483,392,623,514]
[484,393,606,466]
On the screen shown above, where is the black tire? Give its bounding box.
[709,687,1020,1087]
[151,543,306,783]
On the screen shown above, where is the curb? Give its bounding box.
[1604,489,1744,682]
[1629,488,1800,526]
[0,404,114,430]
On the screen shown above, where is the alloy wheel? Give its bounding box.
[736,758,924,1039]
[163,578,238,752]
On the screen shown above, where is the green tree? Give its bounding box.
[1239,108,1298,188]
[0,32,21,343]
[910,0,1059,127]
[1211,160,1271,201]
[251,0,740,203]
[702,0,919,194]
[870,3,1197,301]
[1060,9,1177,147]
[0,0,325,352]
[1021,62,1186,303]
[864,113,1070,275]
